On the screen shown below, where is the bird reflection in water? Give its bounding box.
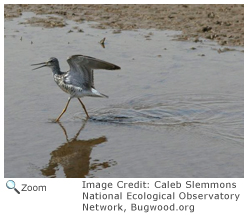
[41,121,116,178]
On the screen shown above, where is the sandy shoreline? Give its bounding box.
[4,4,244,46]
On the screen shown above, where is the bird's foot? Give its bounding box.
[48,118,60,123]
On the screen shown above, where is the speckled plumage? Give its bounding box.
[32,55,120,121]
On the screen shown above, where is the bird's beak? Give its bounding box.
[31,62,48,70]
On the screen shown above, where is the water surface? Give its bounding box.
[4,13,244,178]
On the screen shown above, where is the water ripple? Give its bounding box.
[86,93,243,143]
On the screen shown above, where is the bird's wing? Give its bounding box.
[66,55,120,88]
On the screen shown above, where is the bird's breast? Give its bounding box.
[54,75,88,97]
[54,75,71,94]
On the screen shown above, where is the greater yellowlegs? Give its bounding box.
[32,55,120,122]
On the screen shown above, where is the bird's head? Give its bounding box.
[31,57,59,70]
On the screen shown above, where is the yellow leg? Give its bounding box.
[55,98,71,122]
[78,98,90,118]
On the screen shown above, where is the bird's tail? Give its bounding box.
[91,88,109,98]
[100,93,109,98]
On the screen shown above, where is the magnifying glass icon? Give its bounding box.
[6,180,20,194]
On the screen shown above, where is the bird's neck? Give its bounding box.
[51,66,63,75]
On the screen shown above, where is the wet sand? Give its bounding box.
[4,4,244,46]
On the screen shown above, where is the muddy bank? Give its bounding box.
[4,4,244,46]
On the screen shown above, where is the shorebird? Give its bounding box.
[32,55,120,122]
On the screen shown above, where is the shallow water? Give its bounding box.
[4,12,244,178]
